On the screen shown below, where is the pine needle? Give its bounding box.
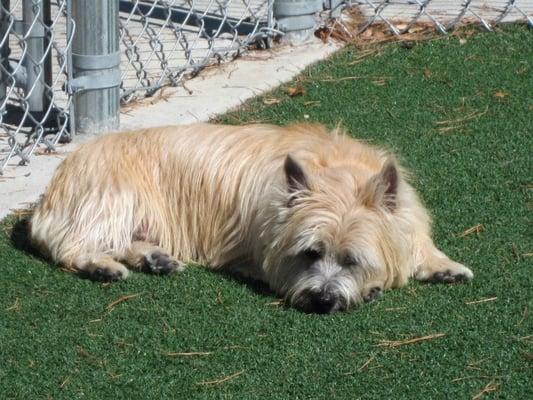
[465,297,497,305]
[164,351,212,357]
[377,333,446,348]
[197,370,244,386]
[472,381,499,400]
[6,298,20,311]
[435,108,488,126]
[106,293,142,311]
[456,223,484,237]
[358,355,375,371]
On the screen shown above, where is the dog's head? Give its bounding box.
[264,154,409,314]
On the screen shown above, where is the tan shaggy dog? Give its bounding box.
[30,123,473,313]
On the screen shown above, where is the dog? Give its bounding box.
[30,123,473,313]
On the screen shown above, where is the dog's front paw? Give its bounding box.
[363,286,383,303]
[429,268,472,283]
[144,251,185,275]
[416,259,473,284]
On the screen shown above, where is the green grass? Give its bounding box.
[1,25,532,399]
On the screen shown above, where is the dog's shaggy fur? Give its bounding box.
[30,123,473,313]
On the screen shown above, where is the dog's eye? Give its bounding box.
[342,254,359,267]
[303,248,322,260]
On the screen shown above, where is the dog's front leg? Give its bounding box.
[362,284,383,303]
[413,240,473,283]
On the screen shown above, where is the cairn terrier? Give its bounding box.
[30,123,473,313]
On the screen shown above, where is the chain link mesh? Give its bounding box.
[346,1,532,35]
[0,0,73,174]
[118,0,274,103]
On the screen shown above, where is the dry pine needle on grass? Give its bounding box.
[377,333,446,348]
[197,370,244,386]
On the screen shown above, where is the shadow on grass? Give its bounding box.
[10,216,36,256]
[8,214,72,277]
[216,270,277,298]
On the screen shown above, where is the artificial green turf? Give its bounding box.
[1,25,531,399]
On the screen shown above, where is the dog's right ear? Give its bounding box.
[362,159,399,212]
[284,155,309,204]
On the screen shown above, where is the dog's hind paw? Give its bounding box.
[91,267,126,282]
[83,260,129,282]
[363,286,383,303]
[144,251,185,275]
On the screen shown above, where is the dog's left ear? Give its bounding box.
[284,155,309,205]
[363,159,399,212]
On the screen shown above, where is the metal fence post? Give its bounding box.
[22,0,50,114]
[71,0,120,134]
[0,0,10,109]
[273,0,323,43]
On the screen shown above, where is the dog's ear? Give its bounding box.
[363,159,399,212]
[284,155,309,201]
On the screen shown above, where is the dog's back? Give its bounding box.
[31,123,362,268]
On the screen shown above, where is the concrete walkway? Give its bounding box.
[0,38,341,220]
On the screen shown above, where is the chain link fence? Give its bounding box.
[350,1,532,35]
[0,0,73,175]
[1,0,531,174]
[119,0,275,104]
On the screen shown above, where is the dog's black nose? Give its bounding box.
[310,291,337,314]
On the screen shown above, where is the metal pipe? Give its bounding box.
[66,0,75,135]
[273,0,322,44]
[41,0,51,96]
[22,0,48,113]
[0,0,10,109]
[71,0,120,134]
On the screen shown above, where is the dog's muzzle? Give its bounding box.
[293,288,340,314]
[310,290,338,314]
